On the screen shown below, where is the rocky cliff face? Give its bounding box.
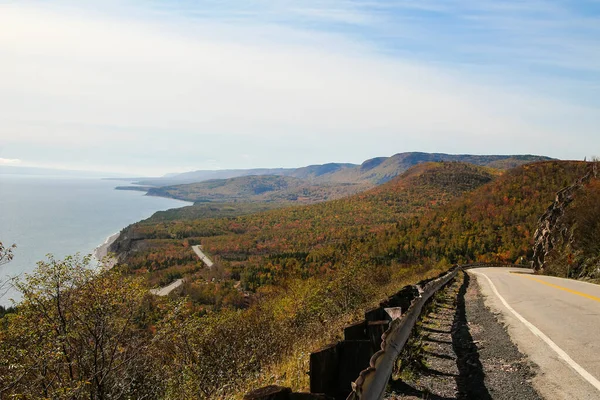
[531,163,598,271]
[108,226,149,262]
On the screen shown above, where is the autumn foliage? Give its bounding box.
[1,160,592,399]
[115,162,495,291]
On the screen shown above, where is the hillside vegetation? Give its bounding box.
[539,165,600,280]
[381,161,590,265]
[133,152,551,187]
[111,162,496,289]
[145,175,370,204]
[3,160,590,400]
[2,162,494,399]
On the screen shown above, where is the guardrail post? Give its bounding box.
[310,340,374,399]
[244,386,291,400]
[344,321,367,340]
[337,340,374,398]
[310,343,339,395]
[244,386,334,399]
[364,307,385,322]
[366,321,389,351]
[389,285,420,310]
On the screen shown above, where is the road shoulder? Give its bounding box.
[387,272,541,399]
[464,273,541,400]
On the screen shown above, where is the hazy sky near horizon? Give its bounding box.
[1,1,599,176]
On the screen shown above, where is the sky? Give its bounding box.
[1,0,599,176]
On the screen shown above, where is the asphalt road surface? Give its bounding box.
[192,245,214,268]
[149,278,183,296]
[470,267,600,400]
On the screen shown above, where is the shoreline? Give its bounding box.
[93,232,120,267]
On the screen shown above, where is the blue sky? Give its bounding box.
[0,0,599,175]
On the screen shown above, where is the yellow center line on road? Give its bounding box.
[476,271,600,392]
[513,273,600,303]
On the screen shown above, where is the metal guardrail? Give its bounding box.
[346,262,523,400]
[461,262,527,269]
[244,263,527,400]
[346,266,459,400]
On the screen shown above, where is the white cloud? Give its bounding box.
[0,2,598,174]
[0,158,22,165]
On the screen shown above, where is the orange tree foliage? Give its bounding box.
[381,161,590,265]
[115,162,495,291]
[115,161,590,297]
[4,161,592,399]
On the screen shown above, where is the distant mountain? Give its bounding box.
[133,152,554,187]
[312,153,555,184]
[142,168,293,186]
[133,164,357,186]
[144,175,369,204]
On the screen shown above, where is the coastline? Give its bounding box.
[93,232,120,267]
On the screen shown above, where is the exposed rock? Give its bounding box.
[531,163,598,271]
[107,226,148,262]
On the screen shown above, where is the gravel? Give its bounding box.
[386,272,542,400]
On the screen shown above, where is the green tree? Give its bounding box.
[0,241,16,266]
[0,254,161,399]
[0,241,16,300]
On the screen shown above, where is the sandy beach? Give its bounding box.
[93,232,120,267]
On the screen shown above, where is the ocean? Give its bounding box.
[0,174,191,306]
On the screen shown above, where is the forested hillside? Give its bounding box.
[1,162,495,399]
[380,161,590,265]
[132,152,551,186]
[3,160,592,399]
[145,175,370,204]
[110,162,496,289]
[535,164,600,280]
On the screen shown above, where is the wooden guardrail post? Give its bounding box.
[310,343,339,395]
[244,385,334,399]
[337,340,374,397]
[344,321,367,340]
[366,321,388,351]
[347,267,460,400]
[250,265,541,400]
[309,339,374,399]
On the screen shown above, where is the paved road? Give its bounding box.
[192,245,214,268]
[150,246,213,297]
[149,278,183,296]
[470,267,600,400]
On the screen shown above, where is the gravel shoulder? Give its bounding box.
[386,272,541,400]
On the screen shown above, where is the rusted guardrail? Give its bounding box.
[345,262,524,400]
[461,262,527,270]
[245,263,526,400]
[345,266,459,399]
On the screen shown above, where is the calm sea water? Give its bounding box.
[0,174,191,306]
